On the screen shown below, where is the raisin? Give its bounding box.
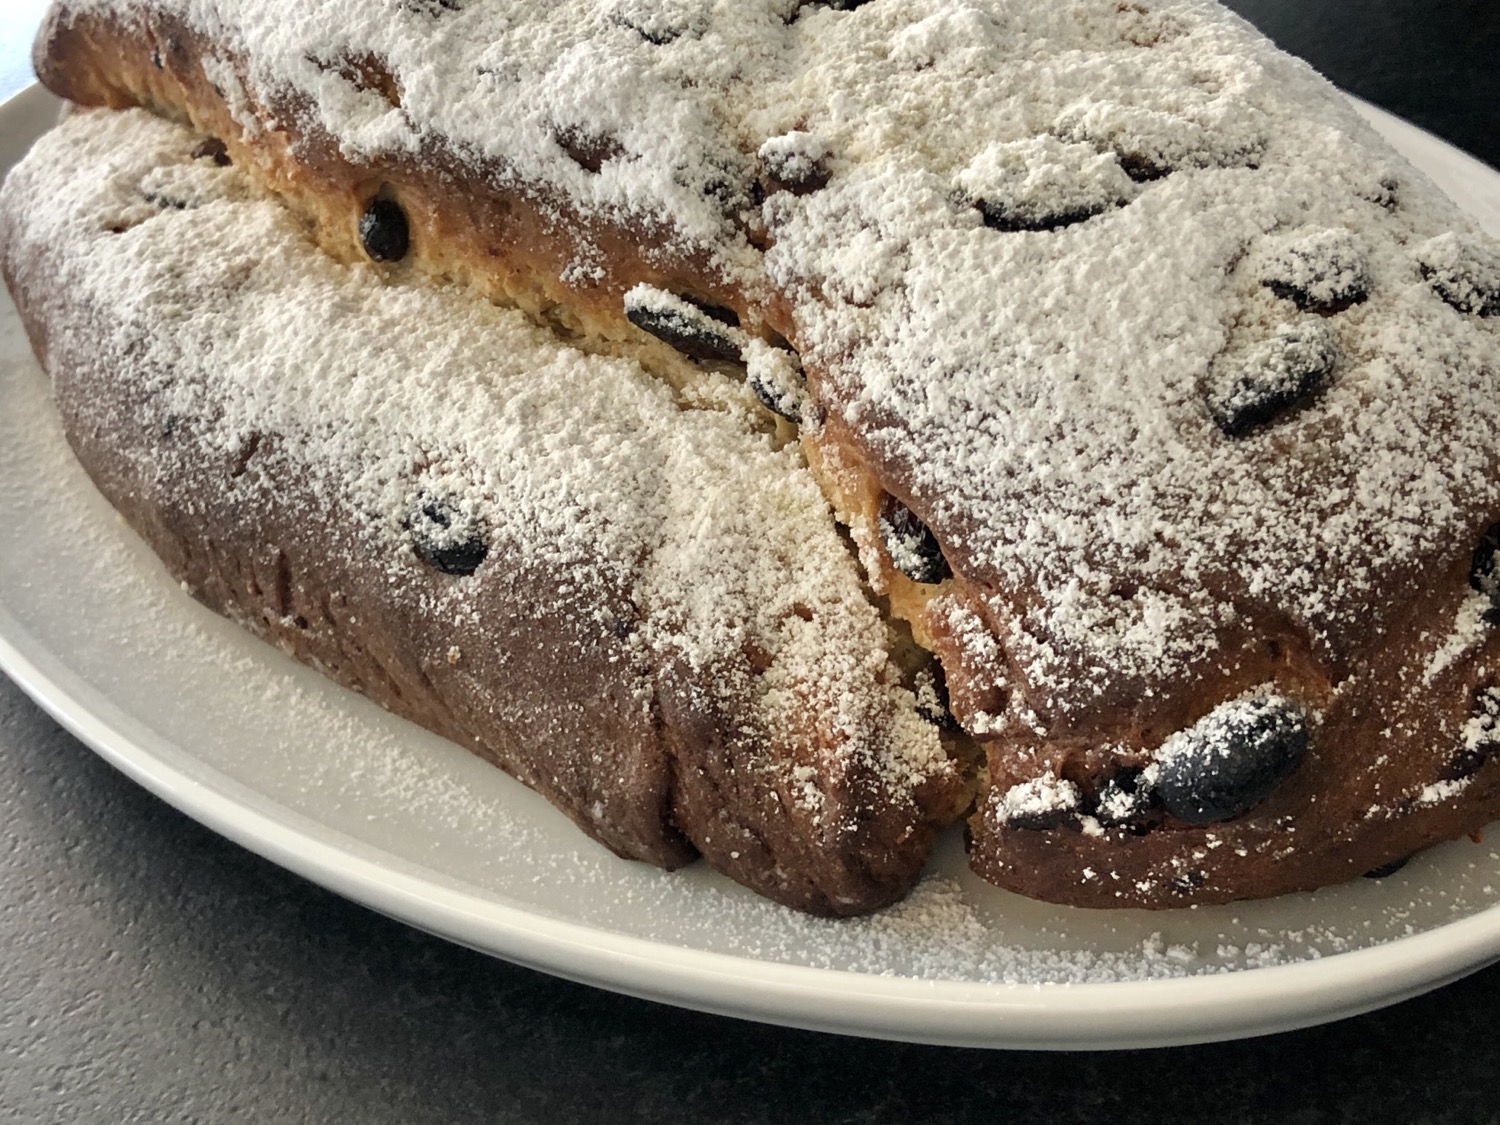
[359,197,410,263]
[877,494,951,584]
[976,201,1107,233]
[748,373,802,422]
[192,137,231,166]
[1469,524,1500,617]
[1094,767,1156,828]
[623,286,743,364]
[1448,686,1500,779]
[790,0,874,17]
[683,297,739,327]
[1117,152,1171,183]
[959,138,1131,232]
[912,663,958,731]
[1154,693,1308,824]
[1444,744,1491,782]
[1208,323,1338,437]
[556,127,625,174]
[1262,229,1372,313]
[1170,870,1208,895]
[996,776,1082,831]
[1416,233,1500,318]
[406,495,488,576]
[758,132,831,195]
[743,338,806,423]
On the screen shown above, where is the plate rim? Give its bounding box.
[4,80,1500,1050]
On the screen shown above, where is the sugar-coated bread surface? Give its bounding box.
[13,0,1500,908]
[0,106,963,916]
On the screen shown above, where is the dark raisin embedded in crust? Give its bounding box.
[406,495,488,577]
[877,493,952,585]
[191,137,232,166]
[683,297,739,327]
[912,663,958,731]
[1469,524,1500,618]
[1117,151,1171,183]
[1153,692,1308,825]
[1445,745,1492,783]
[1094,767,1156,828]
[758,132,831,195]
[747,371,803,423]
[1170,870,1208,895]
[1261,228,1372,313]
[743,338,807,423]
[400,0,463,14]
[789,0,874,19]
[976,200,1107,233]
[1207,323,1338,438]
[1415,233,1500,318]
[1447,686,1500,780]
[623,285,744,364]
[359,197,410,263]
[958,139,1132,234]
[556,127,626,174]
[995,776,1082,831]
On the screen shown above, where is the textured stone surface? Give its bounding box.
[3,2,1500,1120]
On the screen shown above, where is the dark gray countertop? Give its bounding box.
[4,3,1499,1121]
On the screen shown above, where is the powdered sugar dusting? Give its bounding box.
[19,0,1500,920]
[1424,591,1494,685]
[53,0,1500,725]
[995,774,1081,826]
[7,244,1500,986]
[1,106,952,836]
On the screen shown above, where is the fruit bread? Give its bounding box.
[11,0,1500,910]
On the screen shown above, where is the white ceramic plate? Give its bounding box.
[4,82,1500,1050]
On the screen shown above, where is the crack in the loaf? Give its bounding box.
[820,494,981,787]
